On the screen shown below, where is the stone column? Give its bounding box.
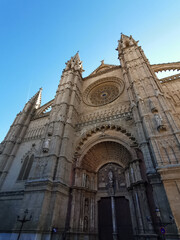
[111,196,118,240]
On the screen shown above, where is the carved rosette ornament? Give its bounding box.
[83,77,125,106]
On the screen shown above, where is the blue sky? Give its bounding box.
[0,0,180,142]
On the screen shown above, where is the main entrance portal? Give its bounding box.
[98,197,133,240]
[70,140,156,239]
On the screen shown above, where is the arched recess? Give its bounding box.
[70,130,155,239]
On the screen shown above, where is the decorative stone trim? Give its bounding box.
[160,73,180,83]
[76,110,132,128]
[151,61,180,73]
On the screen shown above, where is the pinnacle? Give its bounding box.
[28,88,42,109]
[64,51,84,73]
[74,51,81,61]
[117,34,139,51]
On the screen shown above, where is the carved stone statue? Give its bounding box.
[154,114,162,128]
[43,138,50,153]
[108,170,113,185]
[108,170,114,195]
[154,114,166,131]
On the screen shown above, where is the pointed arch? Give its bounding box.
[17,145,38,181]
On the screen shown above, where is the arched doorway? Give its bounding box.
[98,163,133,240]
[70,140,154,240]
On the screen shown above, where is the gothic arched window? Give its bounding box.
[17,154,34,180]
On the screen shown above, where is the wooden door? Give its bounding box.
[115,197,133,240]
[98,197,133,240]
[98,197,113,240]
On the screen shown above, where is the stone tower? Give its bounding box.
[0,35,180,240]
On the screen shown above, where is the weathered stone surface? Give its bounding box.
[0,36,180,240]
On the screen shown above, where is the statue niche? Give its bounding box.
[98,163,126,194]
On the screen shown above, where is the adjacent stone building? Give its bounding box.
[0,34,180,240]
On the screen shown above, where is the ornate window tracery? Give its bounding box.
[83,77,124,106]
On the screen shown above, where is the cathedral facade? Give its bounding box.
[0,34,180,240]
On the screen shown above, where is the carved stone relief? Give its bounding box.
[98,163,126,194]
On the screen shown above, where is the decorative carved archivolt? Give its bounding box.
[83,77,125,106]
[76,124,137,152]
